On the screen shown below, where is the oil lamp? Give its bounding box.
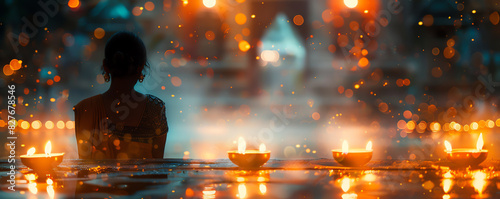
[20,141,64,175]
[444,133,488,167]
[228,137,271,169]
[332,141,373,167]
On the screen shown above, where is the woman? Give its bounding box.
[74,31,168,159]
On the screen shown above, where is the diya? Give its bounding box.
[333,141,373,167]
[228,137,271,169]
[20,141,64,175]
[445,133,487,167]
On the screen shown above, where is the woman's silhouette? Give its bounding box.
[74,31,168,159]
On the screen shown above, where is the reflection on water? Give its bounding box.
[202,186,216,199]
[340,177,358,199]
[472,170,488,196]
[259,183,267,195]
[3,161,500,199]
[237,184,247,198]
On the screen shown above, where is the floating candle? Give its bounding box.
[332,141,373,167]
[445,133,488,167]
[228,137,271,169]
[20,141,64,175]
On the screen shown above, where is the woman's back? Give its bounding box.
[73,31,168,159]
[74,94,168,159]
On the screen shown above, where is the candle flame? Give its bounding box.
[342,140,349,154]
[476,133,484,151]
[259,143,266,152]
[341,177,350,192]
[444,140,452,152]
[45,141,52,156]
[238,184,247,199]
[27,147,36,156]
[344,0,358,8]
[366,141,372,151]
[238,137,246,154]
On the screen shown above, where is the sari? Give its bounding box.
[74,94,168,159]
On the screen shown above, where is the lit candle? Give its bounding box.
[20,141,64,175]
[332,141,373,167]
[228,137,271,168]
[444,133,488,167]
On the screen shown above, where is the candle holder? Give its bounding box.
[332,150,372,167]
[332,141,373,167]
[229,138,271,169]
[20,153,65,175]
[228,150,271,169]
[20,141,64,175]
[444,133,487,167]
[446,149,488,167]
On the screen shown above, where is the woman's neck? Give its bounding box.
[104,77,138,97]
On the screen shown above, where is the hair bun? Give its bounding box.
[112,51,126,65]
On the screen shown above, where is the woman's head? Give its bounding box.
[103,31,148,79]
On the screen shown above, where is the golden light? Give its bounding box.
[342,140,349,154]
[486,120,494,128]
[444,141,452,152]
[476,133,484,151]
[27,147,36,156]
[238,40,251,52]
[365,141,372,151]
[20,121,30,129]
[66,121,75,129]
[259,143,266,152]
[56,121,65,129]
[238,137,246,154]
[238,184,247,198]
[24,173,37,181]
[341,177,350,192]
[45,141,52,156]
[28,182,38,194]
[472,170,487,195]
[342,193,358,199]
[443,178,452,193]
[45,121,54,129]
[202,187,216,198]
[235,13,247,25]
[259,183,267,194]
[443,171,453,179]
[471,122,479,130]
[46,178,53,185]
[32,120,42,130]
[344,0,358,8]
[203,0,216,8]
[68,0,80,8]
[261,50,280,62]
[47,184,55,199]
[363,172,376,182]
